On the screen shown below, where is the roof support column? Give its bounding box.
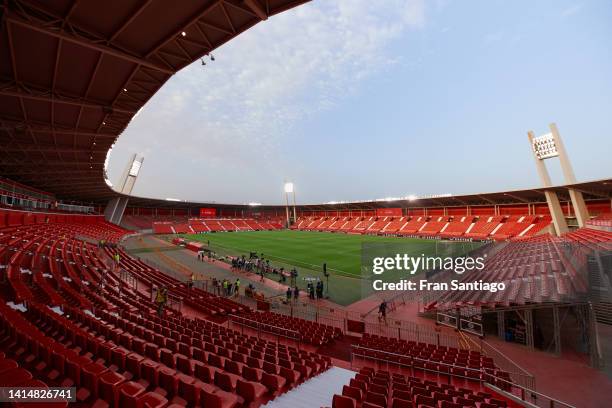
[550,123,590,227]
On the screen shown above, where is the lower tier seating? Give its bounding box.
[332,367,511,408]
[0,220,331,407]
[236,311,343,346]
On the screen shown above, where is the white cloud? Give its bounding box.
[108,0,426,203]
[560,3,583,18]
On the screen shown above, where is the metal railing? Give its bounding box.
[228,314,301,346]
[350,345,574,408]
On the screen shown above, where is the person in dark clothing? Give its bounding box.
[293,286,299,304]
[286,287,292,303]
[378,300,387,323]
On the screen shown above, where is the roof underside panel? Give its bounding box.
[0,0,310,202]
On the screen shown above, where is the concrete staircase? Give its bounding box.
[263,367,355,408]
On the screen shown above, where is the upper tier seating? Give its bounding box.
[340,218,362,232]
[398,217,427,235]
[366,217,391,233]
[292,213,552,241]
[381,217,408,234]
[152,218,282,234]
[317,217,338,230]
[418,217,447,237]
[440,217,474,238]
[153,223,176,234]
[490,216,534,240]
[353,217,376,233]
[464,216,504,239]
[327,217,350,231]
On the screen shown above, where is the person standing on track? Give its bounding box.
[378,300,387,324]
[293,286,299,304]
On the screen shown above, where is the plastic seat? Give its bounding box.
[81,362,108,400]
[97,370,126,407]
[366,391,387,407]
[157,367,178,397]
[177,374,200,406]
[0,367,33,386]
[214,371,237,392]
[342,385,363,401]
[242,365,263,382]
[236,378,267,402]
[224,359,242,376]
[193,361,214,383]
[136,391,168,408]
[261,372,286,394]
[175,354,193,375]
[125,353,144,378]
[392,397,413,408]
[439,401,462,408]
[370,383,388,396]
[332,394,356,408]
[208,354,224,369]
[200,387,240,408]
[159,348,175,368]
[117,381,146,407]
[279,366,300,385]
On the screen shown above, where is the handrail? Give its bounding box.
[479,338,533,378]
[351,344,574,408]
[228,313,301,341]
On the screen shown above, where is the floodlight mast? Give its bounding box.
[104,153,144,225]
[284,182,294,227]
[527,123,589,236]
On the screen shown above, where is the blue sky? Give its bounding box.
[107,0,612,205]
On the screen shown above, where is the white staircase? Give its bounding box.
[262,367,355,408]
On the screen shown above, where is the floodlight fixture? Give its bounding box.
[128,160,142,177]
[532,133,558,160]
[407,194,417,201]
[284,182,294,193]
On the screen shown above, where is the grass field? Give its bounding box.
[180,230,480,306]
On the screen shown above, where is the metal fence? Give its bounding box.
[350,345,574,408]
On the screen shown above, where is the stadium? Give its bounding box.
[0,1,611,408]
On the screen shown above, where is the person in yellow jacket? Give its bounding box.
[155,287,168,316]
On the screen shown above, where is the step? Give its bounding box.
[262,366,355,408]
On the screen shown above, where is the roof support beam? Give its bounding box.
[0,84,137,115]
[242,0,268,20]
[145,0,222,58]
[0,144,94,154]
[565,187,611,199]
[5,13,174,75]
[503,193,531,204]
[0,122,116,140]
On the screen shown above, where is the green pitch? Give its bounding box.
[180,230,479,306]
